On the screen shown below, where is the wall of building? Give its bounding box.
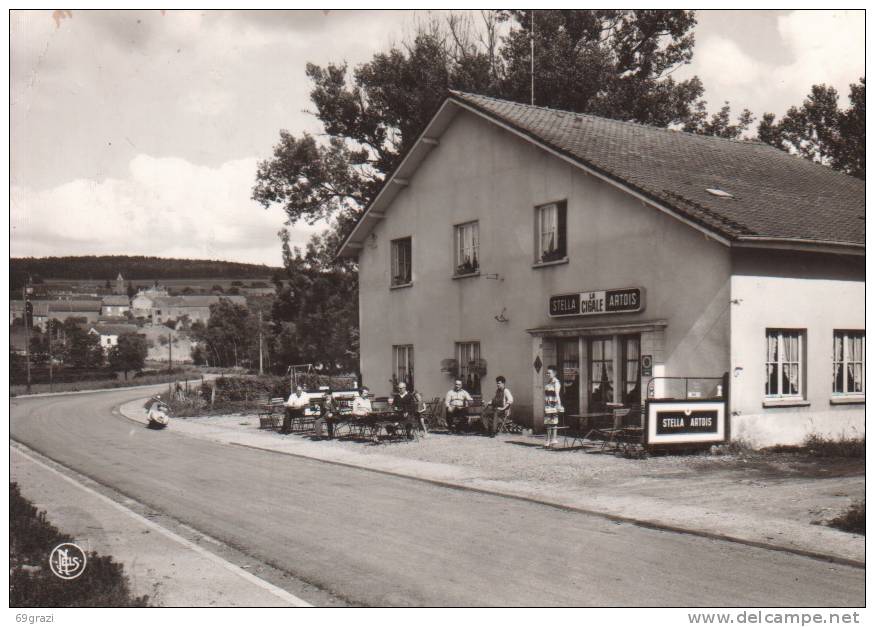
[729,249,865,447]
[358,110,732,427]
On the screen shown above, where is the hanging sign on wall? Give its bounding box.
[549,287,644,318]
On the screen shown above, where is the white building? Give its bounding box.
[338,92,864,448]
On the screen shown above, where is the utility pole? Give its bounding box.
[48,319,53,393]
[258,310,264,375]
[168,331,172,374]
[23,283,32,394]
[530,10,535,106]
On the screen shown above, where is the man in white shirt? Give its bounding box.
[444,379,473,433]
[352,387,372,417]
[282,385,309,434]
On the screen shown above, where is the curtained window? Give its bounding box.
[833,331,865,396]
[535,201,567,263]
[390,237,412,286]
[392,345,414,390]
[765,329,804,398]
[454,222,480,275]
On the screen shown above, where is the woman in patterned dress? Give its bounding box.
[543,365,563,448]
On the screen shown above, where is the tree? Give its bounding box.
[758,78,865,179]
[683,101,753,139]
[126,281,136,298]
[188,299,256,368]
[109,333,148,380]
[253,10,711,231]
[60,321,103,368]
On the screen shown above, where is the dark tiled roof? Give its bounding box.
[10,300,50,316]
[152,295,247,308]
[90,324,139,336]
[450,92,864,246]
[48,300,103,312]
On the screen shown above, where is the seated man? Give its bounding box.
[282,385,308,434]
[391,382,417,439]
[313,390,337,439]
[352,387,372,418]
[444,379,473,433]
[484,375,514,437]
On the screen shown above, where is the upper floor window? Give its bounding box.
[765,329,804,399]
[391,237,412,286]
[833,331,865,396]
[535,200,567,263]
[454,221,480,276]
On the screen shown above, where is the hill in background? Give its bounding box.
[11,255,283,286]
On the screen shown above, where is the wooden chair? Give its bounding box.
[258,396,285,430]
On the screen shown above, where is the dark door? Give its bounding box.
[556,338,580,415]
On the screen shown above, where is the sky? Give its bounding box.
[9,9,866,266]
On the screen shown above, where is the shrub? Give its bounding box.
[10,483,149,607]
[803,434,865,458]
[829,500,865,535]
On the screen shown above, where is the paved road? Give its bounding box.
[10,387,864,607]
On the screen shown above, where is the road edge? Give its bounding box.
[10,441,314,607]
[117,399,865,570]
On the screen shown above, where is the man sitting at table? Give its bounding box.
[352,387,372,417]
[484,375,514,437]
[391,382,418,439]
[282,385,308,434]
[444,379,473,433]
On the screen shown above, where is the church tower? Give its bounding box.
[115,272,125,295]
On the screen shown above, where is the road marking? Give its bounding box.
[11,445,313,607]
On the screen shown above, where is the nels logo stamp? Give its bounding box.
[49,543,87,580]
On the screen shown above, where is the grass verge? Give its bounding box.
[10,483,149,607]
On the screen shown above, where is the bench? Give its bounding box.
[258,396,286,429]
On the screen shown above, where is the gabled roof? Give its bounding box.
[151,295,247,308]
[90,323,139,336]
[338,92,864,257]
[49,300,102,313]
[10,300,50,316]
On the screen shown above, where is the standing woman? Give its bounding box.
[543,365,563,448]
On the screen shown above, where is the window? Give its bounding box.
[455,341,482,394]
[833,331,865,396]
[393,345,414,389]
[622,335,641,405]
[391,237,412,286]
[454,221,480,275]
[535,200,567,263]
[765,330,804,398]
[589,336,614,410]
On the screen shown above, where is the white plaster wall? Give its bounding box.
[729,250,865,447]
[358,110,732,425]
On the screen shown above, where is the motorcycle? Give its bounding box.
[143,396,170,429]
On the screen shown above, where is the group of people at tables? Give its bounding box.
[278,372,526,440]
[279,365,565,447]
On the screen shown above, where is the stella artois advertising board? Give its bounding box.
[549,287,644,318]
[644,399,728,446]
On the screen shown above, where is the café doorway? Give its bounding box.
[556,338,580,415]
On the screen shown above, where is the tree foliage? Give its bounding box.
[758,78,865,179]
[683,101,754,139]
[253,10,712,230]
[109,333,148,380]
[189,299,257,368]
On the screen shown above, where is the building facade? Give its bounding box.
[101,294,131,318]
[339,93,864,448]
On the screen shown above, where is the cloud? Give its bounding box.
[10,154,325,266]
[685,10,864,119]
